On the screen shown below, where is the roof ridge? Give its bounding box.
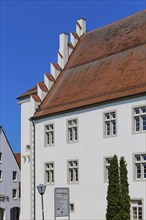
[85,9,146,36]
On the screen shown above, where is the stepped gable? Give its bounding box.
[33,10,146,119]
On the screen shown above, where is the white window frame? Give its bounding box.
[45,162,54,185]
[45,123,54,146]
[67,160,79,184]
[104,157,113,182]
[13,171,17,182]
[133,106,146,133]
[67,119,78,143]
[12,189,17,200]
[104,110,117,137]
[133,153,146,181]
[131,199,143,220]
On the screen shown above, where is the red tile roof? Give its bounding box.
[15,153,21,169]
[17,85,37,100]
[33,10,146,119]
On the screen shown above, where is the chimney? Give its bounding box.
[58,33,69,69]
[76,18,86,37]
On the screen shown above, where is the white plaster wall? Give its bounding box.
[34,95,146,220]
[0,128,20,220]
[20,98,33,220]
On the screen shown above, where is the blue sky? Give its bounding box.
[1,0,145,153]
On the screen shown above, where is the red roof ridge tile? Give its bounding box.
[71,32,80,39]
[38,81,48,92]
[68,42,74,49]
[76,21,82,29]
[45,73,55,81]
[31,94,41,103]
[58,51,63,58]
[51,62,62,70]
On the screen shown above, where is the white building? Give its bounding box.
[18,10,146,220]
[0,126,21,220]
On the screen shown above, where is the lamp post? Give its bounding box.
[37,184,46,220]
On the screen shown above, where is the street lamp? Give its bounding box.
[37,184,46,220]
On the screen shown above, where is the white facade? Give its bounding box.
[18,12,146,220]
[0,127,21,220]
[34,95,146,220]
[19,95,146,220]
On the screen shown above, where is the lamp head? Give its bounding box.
[37,184,46,195]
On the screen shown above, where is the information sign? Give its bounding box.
[54,188,70,218]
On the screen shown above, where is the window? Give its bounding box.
[0,170,2,180]
[67,119,78,143]
[104,157,112,182]
[0,152,2,163]
[133,106,146,133]
[104,111,116,137]
[134,153,146,180]
[13,171,17,181]
[70,203,75,212]
[12,189,17,199]
[45,124,54,146]
[68,160,78,183]
[131,200,143,220]
[45,162,54,184]
[19,182,21,199]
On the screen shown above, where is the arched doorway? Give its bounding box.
[0,208,5,220]
[10,207,20,220]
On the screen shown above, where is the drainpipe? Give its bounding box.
[29,118,36,220]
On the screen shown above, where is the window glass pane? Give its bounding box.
[105,113,110,120]
[135,116,140,131]
[132,207,137,219]
[136,164,141,178]
[142,115,146,130]
[135,155,141,161]
[143,164,146,178]
[143,155,146,161]
[141,106,146,113]
[134,108,139,114]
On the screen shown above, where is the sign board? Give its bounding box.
[54,188,69,217]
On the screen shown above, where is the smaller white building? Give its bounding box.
[0,126,21,220]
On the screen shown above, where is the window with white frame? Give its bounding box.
[0,170,2,181]
[68,160,78,183]
[45,162,54,184]
[133,106,146,133]
[131,200,143,220]
[104,111,116,137]
[134,153,146,180]
[45,124,54,146]
[104,157,112,182]
[67,119,78,143]
[13,171,17,181]
[0,152,2,163]
[12,189,17,199]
